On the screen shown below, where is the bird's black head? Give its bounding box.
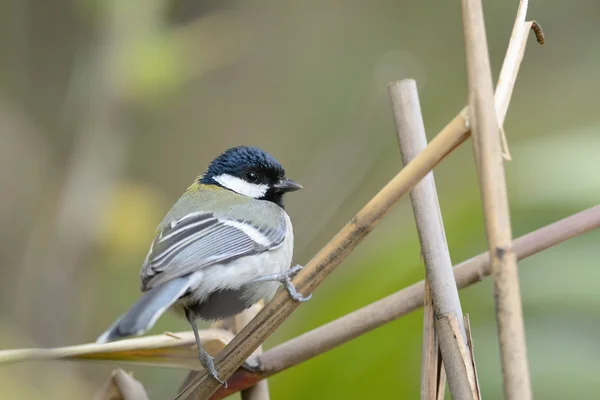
[200,146,302,208]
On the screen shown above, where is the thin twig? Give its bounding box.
[461,0,532,397]
[389,79,472,398]
[206,205,600,398]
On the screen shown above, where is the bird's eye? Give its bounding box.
[245,171,258,183]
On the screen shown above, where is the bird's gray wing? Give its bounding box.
[140,211,287,290]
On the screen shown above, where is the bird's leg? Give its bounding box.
[250,264,312,302]
[184,308,227,387]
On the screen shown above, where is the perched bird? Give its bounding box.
[96,146,309,384]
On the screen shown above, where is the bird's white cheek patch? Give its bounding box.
[213,174,269,198]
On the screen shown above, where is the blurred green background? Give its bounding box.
[1,0,599,398]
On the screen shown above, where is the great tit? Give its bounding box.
[96,146,309,384]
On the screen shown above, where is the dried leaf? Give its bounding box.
[0,329,234,371]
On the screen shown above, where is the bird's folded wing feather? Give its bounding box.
[140,211,287,290]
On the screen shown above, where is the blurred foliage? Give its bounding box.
[98,182,165,258]
[1,0,599,399]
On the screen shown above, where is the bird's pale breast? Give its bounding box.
[179,212,294,320]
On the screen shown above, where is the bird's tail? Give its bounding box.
[96,276,194,343]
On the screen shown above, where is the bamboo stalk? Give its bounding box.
[461,0,532,397]
[495,1,541,125]
[464,315,482,400]
[421,278,443,400]
[436,359,447,400]
[93,369,150,400]
[208,205,600,398]
[389,79,468,398]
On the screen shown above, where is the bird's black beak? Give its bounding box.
[274,178,303,193]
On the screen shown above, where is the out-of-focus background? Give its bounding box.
[1,0,599,398]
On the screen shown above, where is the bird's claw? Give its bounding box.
[290,290,312,302]
[249,265,312,303]
[282,275,312,303]
[202,354,228,387]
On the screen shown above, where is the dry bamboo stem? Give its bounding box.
[461,0,531,397]
[464,315,482,399]
[389,79,468,398]
[93,369,150,400]
[496,0,533,125]
[206,205,600,398]
[436,360,446,400]
[421,278,443,400]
